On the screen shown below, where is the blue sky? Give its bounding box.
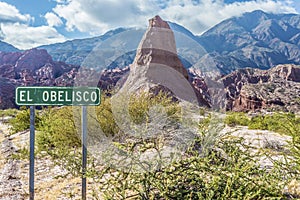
[0,0,299,49]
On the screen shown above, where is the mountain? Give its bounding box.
[38,28,145,68]
[38,10,300,76]
[1,11,300,112]
[0,48,78,84]
[0,49,78,109]
[0,77,16,109]
[197,10,300,74]
[0,41,19,52]
[38,21,202,70]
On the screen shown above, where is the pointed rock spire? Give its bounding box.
[133,15,188,79]
[149,15,170,29]
[115,15,209,106]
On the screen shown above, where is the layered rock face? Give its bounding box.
[0,49,78,108]
[119,15,209,106]
[221,64,300,112]
[0,49,78,86]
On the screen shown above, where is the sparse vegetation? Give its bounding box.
[94,133,287,199]
[9,107,42,135]
[224,112,250,127]
[225,111,300,135]
[0,108,18,119]
[5,93,300,199]
[248,113,296,134]
[36,106,82,176]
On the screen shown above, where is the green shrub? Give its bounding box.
[92,110,298,199]
[224,112,250,127]
[37,107,80,151]
[128,91,180,124]
[95,94,120,136]
[248,115,268,130]
[248,112,298,135]
[0,108,18,119]
[9,107,41,134]
[280,116,300,175]
[95,136,285,199]
[36,106,82,176]
[11,147,30,160]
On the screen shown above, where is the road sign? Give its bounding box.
[16,86,101,106]
[15,86,101,200]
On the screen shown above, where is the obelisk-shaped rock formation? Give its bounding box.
[133,15,189,79]
[117,15,208,106]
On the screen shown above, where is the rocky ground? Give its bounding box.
[0,119,24,200]
[222,126,292,169]
[0,119,103,200]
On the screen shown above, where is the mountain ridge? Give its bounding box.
[31,10,300,75]
[0,41,20,52]
[196,10,300,74]
[0,11,300,112]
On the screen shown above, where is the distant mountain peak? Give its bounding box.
[243,9,269,17]
[197,10,300,74]
[0,40,20,52]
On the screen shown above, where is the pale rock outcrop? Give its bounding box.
[118,15,208,106]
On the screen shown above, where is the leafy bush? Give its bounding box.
[9,107,41,134]
[37,107,80,151]
[33,92,181,176]
[94,94,120,136]
[95,136,285,199]
[128,91,180,124]
[0,108,18,119]
[91,110,288,199]
[248,112,298,135]
[225,112,299,135]
[36,106,82,176]
[281,115,300,175]
[248,115,268,130]
[224,112,250,127]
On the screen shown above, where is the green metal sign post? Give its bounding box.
[29,106,35,200]
[15,86,100,200]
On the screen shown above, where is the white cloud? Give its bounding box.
[53,0,298,36]
[0,1,32,23]
[0,0,298,49]
[0,2,66,49]
[45,12,63,27]
[1,23,66,49]
[160,0,298,34]
[52,0,70,4]
[53,0,159,35]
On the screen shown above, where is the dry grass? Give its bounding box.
[284,179,300,197]
[18,155,104,199]
[36,177,81,200]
